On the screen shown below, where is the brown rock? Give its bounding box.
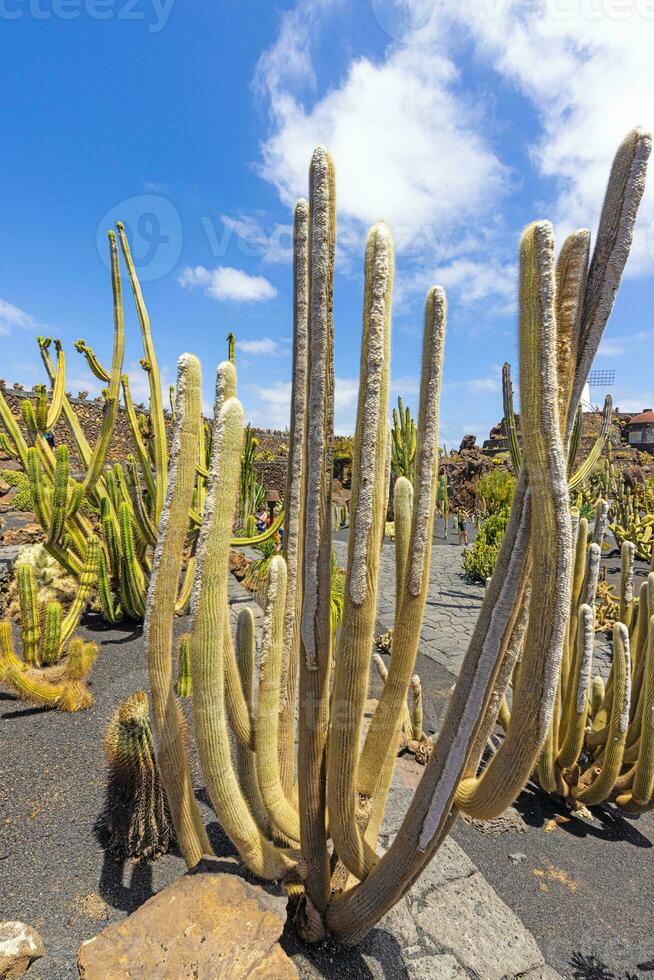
[0,921,45,978]
[0,480,10,496]
[77,866,297,979]
[0,524,43,547]
[228,548,250,582]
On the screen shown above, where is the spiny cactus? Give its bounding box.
[143,132,650,944]
[391,396,416,482]
[102,691,173,859]
[507,511,654,814]
[0,537,98,711]
[0,230,281,625]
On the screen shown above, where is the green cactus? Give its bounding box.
[141,132,651,942]
[102,690,173,859]
[175,633,192,698]
[391,396,416,482]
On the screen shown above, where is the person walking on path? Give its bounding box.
[457,509,468,546]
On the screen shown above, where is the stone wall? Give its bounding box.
[0,386,293,490]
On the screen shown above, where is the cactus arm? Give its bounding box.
[121,375,157,506]
[190,395,293,879]
[568,395,613,491]
[45,340,66,431]
[97,548,122,624]
[568,129,651,439]
[17,564,41,666]
[119,502,147,620]
[558,604,594,769]
[575,623,630,805]
[410,675,424,743]
[48,446,71,546]
[502,363,522,474]
[328,222,393,880]
[255,555,301,841]
[59,537,99,649]
[175,633,192,698]
[116,222,167,521]
[74,339,111,383]
[357,285,444,803]
[394,477,413,602]
[230,509,285,548]
[555,229,589,435]
[227,331,235,363]
[41,603,63,666]
[125,457,158,547]
[173,556,196,616]
[279,202,310,798]
[454,222,573,820]
[620,614,654,808]
[143,353,212,867]
[297,145,336,921]
[234,608,271,836]
[82,232,125,494]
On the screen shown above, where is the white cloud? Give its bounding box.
[0,298,46,336]
[219,213,294,264]
[178,265,277,302]
[420,0,654,274]
[255,6,508,252]
[236,336,286,356]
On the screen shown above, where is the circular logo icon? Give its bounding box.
[370,0,437,42]
[96,194,182,282]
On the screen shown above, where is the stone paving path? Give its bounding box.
[334,527,484,679]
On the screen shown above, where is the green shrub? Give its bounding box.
[1,469,33,511]
[475,468,515,516]
[462,507,510,583]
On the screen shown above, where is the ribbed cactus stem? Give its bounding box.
[234,607,271,837]
[279,199,309,797]
[17,564,41,666]
[558,604,594,769]
[575,623,630,805]
[175,634,192,698]
[256,555,300,841]
[297,145,336,920]
[83,231,125,494]
[144,353,212,868]
[357,286,445,805]
[191,396,293,878]
[328,221,393,881]
[410,674,424,743]
[454,221,572,820]
[117,223,167,520]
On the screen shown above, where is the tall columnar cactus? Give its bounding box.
[102,691,173,859]
[144,132,650,944]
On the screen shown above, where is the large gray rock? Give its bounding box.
[0,921,45,978]
[77,866,296,979]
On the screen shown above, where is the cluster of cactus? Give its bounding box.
[102,690,173,858]
[140,132,650,944]
[608,481,654,563]
[0,228,280,624]
[0,537,98,710]
[372,652,431,763]
[390,396,416,482]
[502,507,654,814]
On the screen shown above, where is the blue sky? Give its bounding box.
[1,0,653,445]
